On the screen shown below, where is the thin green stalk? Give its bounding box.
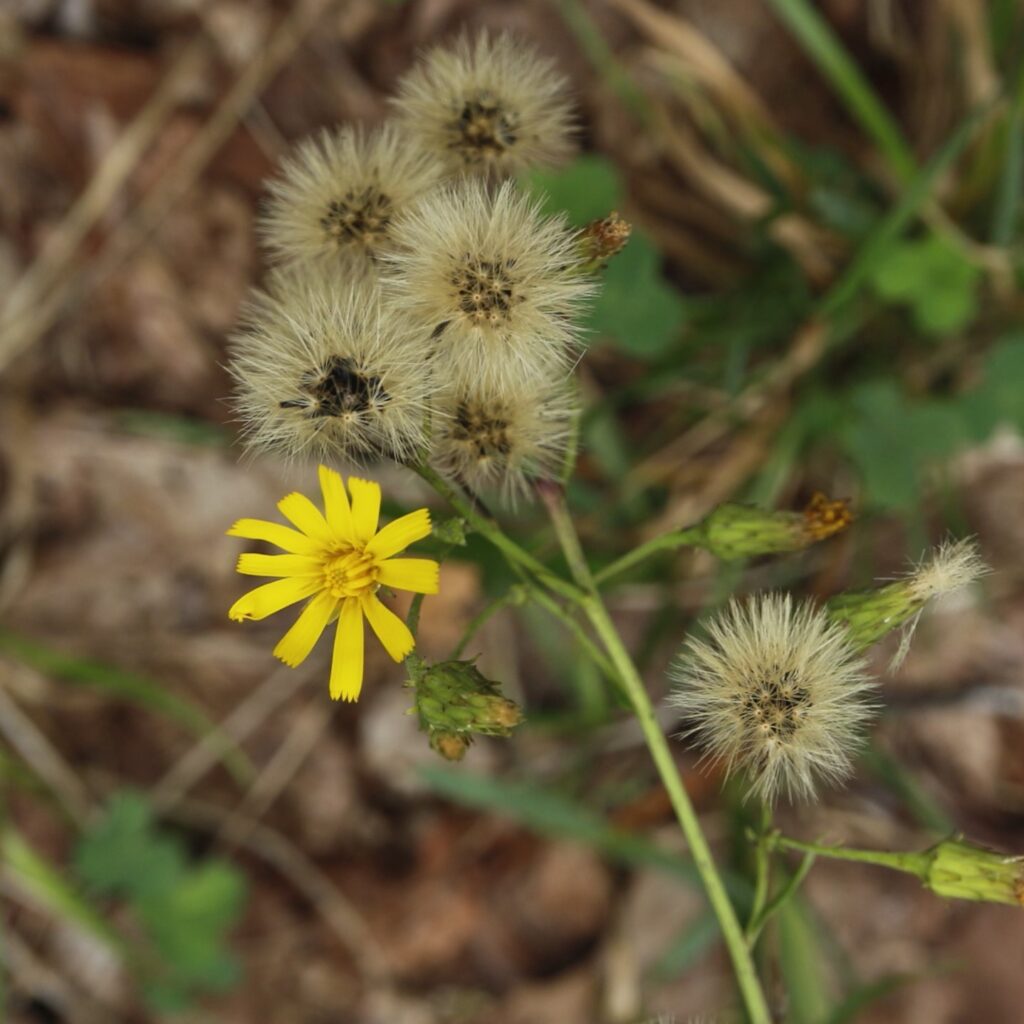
[990,74,1024,245]
[412,462,584,603]
[452,591,522,658]
[745,804,773,944]
[594,526,705,586]
[747,849,816,947]
[537,483,772,1024]
[525,584,620,686]
[773,834,930,880]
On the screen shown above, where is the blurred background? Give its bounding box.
[1,0,1024,1021]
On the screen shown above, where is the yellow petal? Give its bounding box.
[376,558,440,595]
[273,591,337,667]
[229,576,320,621]
[361,594,415,662]
[318,466,355,544]
[365,508,432,560]
[278,492,333,545]
[227,518,321,555]
[347,477,381,545]
[329,597,364,701]
[236,553,322,577]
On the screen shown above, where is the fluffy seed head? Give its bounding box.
[907,537,989,602]
[431,371,577,500]
[229,267,433,464]
[669,594,877,804]
[259,123,447,268]
[382,178,593,388]
[392,31,574,176]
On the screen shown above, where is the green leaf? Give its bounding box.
[75,793,184,902]
[841,382,920,509]
[527,154,687,358]
[587,233,688,357]
[961,333,1024,437]
[528,154,622,226]
[74,791,247,1012]
[870,235,980,335]
[3,828,124,953]
[777,897,832,1024]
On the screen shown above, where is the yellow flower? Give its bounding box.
[228,467,439,701]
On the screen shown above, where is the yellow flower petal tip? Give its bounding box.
[228,470,436,701]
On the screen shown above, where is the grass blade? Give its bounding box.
[765,0,917,181]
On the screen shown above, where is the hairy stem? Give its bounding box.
[536,481,773,1024]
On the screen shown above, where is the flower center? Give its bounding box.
[452,92,519,161]
[324,548,378,598]
[450,398,513,460]
[452,258,518,326]
[740,668,811,743]
[280,356,389,421]
[320,186,393,248]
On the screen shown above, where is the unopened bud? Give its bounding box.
[578,212,631,272]
[432,517,468,546]
[408,657,524,759]
[698,493,851,561]
[923,838,1024,907]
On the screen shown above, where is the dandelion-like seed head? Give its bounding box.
[392,31,574,176]
[669,594,877,804]
[382,178,593,388]
[229,267,433,464]
[432,371,576,499]
[259,123,446,267]
[907,536,989,602]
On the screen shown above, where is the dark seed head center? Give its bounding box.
[320,186,392,248]
[740,666,811,743]
[451,91,519,161]
[452,257,518,326]
[450,399,514,460]
[280,355,389,421]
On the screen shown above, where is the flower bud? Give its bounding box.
[698,493,851,561]
[578,212,631,272]
[432,517,468,547]
[923,838,1024,907]
[408,657,523,759]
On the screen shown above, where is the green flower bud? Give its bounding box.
[408,657,524,759]
[432,517,468,547]
[698,493,851,561]
[923,838,1024,907]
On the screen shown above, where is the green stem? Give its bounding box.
[537,482,772,1024]
[594,526,705,585]
[412,462,584,603]
[525,585,620,686]
[745,804,773,944]
[747,849,816,947]
[452,591,521,659]
[772,835,930,880]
